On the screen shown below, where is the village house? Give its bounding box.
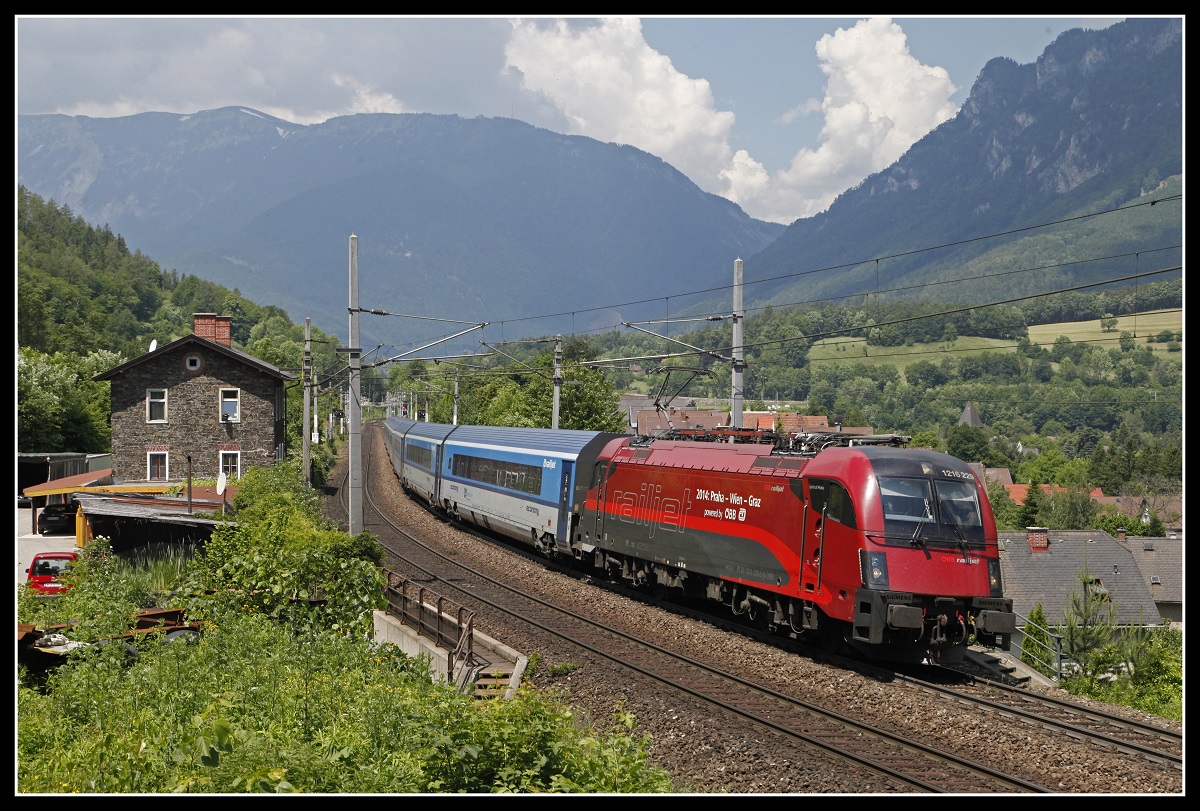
[92,313,295,484]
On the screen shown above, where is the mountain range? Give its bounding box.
[17,17,1182,354]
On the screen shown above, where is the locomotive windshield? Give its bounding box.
[878,476,984,547]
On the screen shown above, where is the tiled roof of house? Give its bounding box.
[1115,533,1183,605]
[998,529,1161,626]
[636,409,730,436]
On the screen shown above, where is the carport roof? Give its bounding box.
[22,469,115,497]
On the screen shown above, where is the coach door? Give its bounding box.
[557,461,573,540]
[592,461,613,543]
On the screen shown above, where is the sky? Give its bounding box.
[16,15,1130,225]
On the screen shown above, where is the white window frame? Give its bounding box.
[147,388,168,423]
[219,451,241,480]
[220,388,241,423]
[148,452,169,482]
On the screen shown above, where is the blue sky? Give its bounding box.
[16,15,1133,225]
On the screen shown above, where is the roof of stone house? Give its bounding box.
[93,334,296,382]
[1115,533,1183,604]
[998,529,1162,626]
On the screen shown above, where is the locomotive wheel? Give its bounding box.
[817,620,851,656]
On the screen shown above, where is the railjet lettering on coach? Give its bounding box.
[611,483,693,538]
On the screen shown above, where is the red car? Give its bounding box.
[25,551,78,595]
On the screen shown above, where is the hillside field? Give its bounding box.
[806,310,1183,378]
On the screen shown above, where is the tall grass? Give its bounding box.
[117,543,196,602]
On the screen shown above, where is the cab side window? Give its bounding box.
[808,479,857,528]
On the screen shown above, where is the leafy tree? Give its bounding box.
[17,348,118,453]
[944,423,990,464]
[1036,485,1099,530]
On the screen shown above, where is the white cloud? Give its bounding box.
[505,16,959,226]
[505,18,736,198]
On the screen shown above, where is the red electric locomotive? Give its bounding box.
[573,432,1016,664]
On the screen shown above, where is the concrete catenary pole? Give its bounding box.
[552,334,563,430]
[302,318,312,486]
[347,234,363,535]
[731,258,745,429]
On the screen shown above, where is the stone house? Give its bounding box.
[93,314,295,484]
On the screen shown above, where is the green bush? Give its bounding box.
[18,607,675,793]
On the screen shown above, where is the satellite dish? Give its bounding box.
[216,471,227,496]
[149,339,157,352]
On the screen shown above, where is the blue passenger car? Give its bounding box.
[439,425,622,555]
[383,417,458,508]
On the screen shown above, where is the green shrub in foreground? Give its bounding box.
[17,607,675,793]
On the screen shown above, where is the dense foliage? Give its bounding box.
[17,464,676,794]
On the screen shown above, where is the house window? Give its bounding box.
[1085,577,1110,602]
[147,389,167,422]
[184,354,204,373]
[148,452,169,481]
[220,388,240,423]
[220,451,240,480]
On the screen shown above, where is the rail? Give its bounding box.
[382,569,475,679]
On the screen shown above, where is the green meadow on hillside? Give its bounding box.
[806,310,1182,380]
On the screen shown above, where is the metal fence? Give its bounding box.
[382,569,475,679]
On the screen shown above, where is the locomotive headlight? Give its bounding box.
[860,550,889,588]
[987,559,1003,597]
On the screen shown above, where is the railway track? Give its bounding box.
[914,669,1183,769]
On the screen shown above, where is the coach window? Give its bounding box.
[147,389,168,423]
[148,452,169,482]
[220,451,240,481]
[220,388,240,423]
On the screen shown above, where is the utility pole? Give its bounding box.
[731,258,745,429]
[552,334,563,430]
[302,317,312,486]
[347,234,363,535]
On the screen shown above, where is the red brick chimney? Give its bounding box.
[1116,527,1127,540]
[193,313,232,346]
[1026,527,1050,552]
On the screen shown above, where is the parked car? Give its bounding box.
[37,502,77,536]
[24,551,78,595]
